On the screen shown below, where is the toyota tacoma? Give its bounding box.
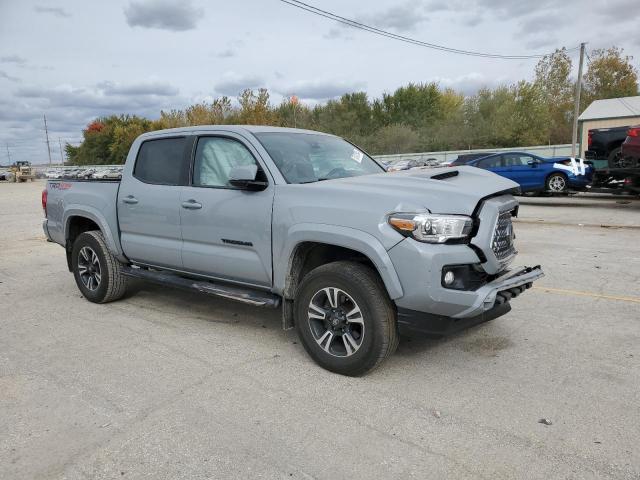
[43,126,543,375]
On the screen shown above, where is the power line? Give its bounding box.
[279,0,580,60]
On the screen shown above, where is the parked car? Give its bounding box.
[43,126,543,376]
[466,152,593,193]
[585,125,630,169]
[387,159,428,172]
[450,152,496,166]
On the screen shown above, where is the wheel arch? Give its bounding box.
[275,224,404,301]
[63,208,124,270]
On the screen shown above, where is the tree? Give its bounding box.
[512,81,551,146]
[534,48,574,143]
[367,124,420,154]
[235,88,275,125]
[373,82,441,130]
[583,47,639,103]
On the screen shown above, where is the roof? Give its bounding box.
[578,96,640,121]
[139,125,332,140]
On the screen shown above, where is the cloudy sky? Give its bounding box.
[1,0,639,164]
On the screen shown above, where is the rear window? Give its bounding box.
[134,137,188,185]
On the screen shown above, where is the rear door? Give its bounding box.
[502,153,542,190]
[476,155,505,175]
[118,136,191,269]
[180,133,274,287]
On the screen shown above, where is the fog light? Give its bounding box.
[444,270,455,286]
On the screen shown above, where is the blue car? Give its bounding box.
[465,152,593,193]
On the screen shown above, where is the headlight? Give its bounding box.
[388,213,473,243]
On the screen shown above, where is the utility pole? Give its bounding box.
[43,114,52,166]
[571,42,586,159]
[58,137,64,164]
[5,143,11,164]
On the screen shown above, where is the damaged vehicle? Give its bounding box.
[42,126,543,375]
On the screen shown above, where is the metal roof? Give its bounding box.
[578,96,640,121]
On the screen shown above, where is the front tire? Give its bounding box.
[71,230,128,303]
[546,173,567,193]
[294,261,398,376]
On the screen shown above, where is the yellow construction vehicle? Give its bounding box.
[10,161,35,182]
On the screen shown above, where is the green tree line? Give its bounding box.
[66,46,639,165]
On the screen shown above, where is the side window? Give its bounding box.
[503,154,531,167]
[193,137,261,188]
[134,137,188,185]
[478,156,502,169]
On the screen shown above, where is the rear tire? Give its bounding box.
[546,172,567,193]
[607,147,623,169]
[294,261,398,376]
[71,230,128,303]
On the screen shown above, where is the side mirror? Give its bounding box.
[228,164,267,191]
[527,160,538,167]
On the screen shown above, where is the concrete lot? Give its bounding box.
[1,180,639,479]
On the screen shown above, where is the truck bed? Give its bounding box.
[44,179,122,250]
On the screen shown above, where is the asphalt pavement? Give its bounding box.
[1,181,638,479]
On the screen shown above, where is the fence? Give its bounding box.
[374,144,578,164]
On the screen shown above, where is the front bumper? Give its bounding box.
[398,302,511,337]
[394,265,543,337]
[450,265,543,318]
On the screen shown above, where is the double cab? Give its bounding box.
[43,126,543,375]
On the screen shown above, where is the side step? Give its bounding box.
[122,266,281,308]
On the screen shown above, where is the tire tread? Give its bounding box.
[295,261,398,376]
[80,230,127,303]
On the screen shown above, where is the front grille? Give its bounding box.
[492,210,516,263]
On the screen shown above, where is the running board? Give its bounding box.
[122,266,281,308]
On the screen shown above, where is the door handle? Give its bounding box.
[181,199,202,210]
[122,195,138,205]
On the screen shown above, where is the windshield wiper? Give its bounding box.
[297,177,331,184]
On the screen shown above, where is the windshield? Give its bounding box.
[254,132,384,184]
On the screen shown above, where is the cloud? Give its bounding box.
[524,36,559,50]
[323,26,354,41]
[96,81,179,96]
[14,81,183,112]
[34,5,71,18]
[519,14,563,35]
[425,0,568,20]
[274,80,367,100]
[1,55,27,66]
[433,73,504,96]
[214,49,235,58]
[0,70,20,82]
[214,74,265,96]
[363,1,429,31]
[124,0,204,31]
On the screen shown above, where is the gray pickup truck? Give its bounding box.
[43,125,543,375]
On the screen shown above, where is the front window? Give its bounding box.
[254,132,384,184]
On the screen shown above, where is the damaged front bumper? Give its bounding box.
[452,265,544,318]
[395,265,544,337]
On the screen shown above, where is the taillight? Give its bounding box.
[627,127,640,137]
[588,130,593,147]
[41,189,47,215]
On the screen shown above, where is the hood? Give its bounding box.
[274,166,519,250]
[301,166,519,215]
